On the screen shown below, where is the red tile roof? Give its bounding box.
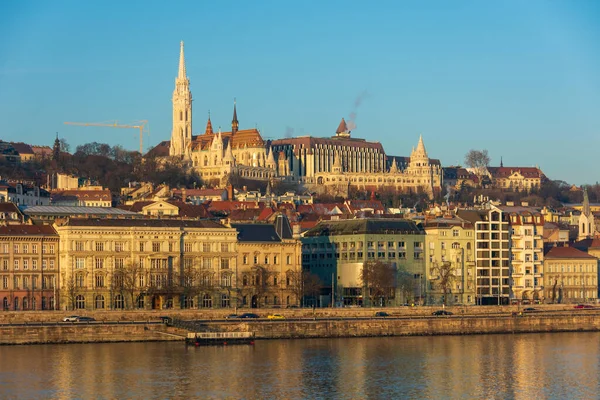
[190,128,264,151]
[545,246,597,259]
[0,224,57,236]
[488,167,544,178]
[10,142,34,155]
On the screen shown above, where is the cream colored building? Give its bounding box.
[54,218,238,311]
[424,217,476,305]
[272,131,442,198]
[457,206,511,305]
[231,216,303,308]
[544,246,597,304]
[503,206,545,302]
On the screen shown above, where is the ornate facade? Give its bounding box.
[168,42,273,186]
[164,42,442,196]
[54,218,238,311]
[272,124,442,198]
[0,225,59,311]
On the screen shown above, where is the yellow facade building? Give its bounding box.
[231,216,303,308]
[544,246,597,304]
[424,217,476,305]
[54,218,238,311]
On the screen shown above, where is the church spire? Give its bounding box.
[178,41,187,80]
[500,156,503,168]
[583,188,591,217]
[205,111,213,135]
[231,99,239,135]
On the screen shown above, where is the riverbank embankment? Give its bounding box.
[1,305,599,345]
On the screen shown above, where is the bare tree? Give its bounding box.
[397,269,415,304]
[430,261,457,305]
[113,262,144,309]
[64,275,78,311]
[303,272,323,307]
[287,270,323,307]
[464,149,490,186]
[361,261,397,307]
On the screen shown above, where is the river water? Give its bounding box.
[0,332,598,399]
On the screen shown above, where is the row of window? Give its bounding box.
[72,272,234,289]
[2,296,55,311]
[304,251,423,261]
[2,275,56,290]
[242,254,293,265]
[546,264,597,273]
[73,241,232,253]
[1,244,55,254]
[303,241,422,250]
[74,257,233,270]
[2,259,55,270]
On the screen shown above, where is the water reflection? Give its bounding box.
[0,333,599,399]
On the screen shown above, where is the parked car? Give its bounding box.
[63,315,80,322]
[523,307,537,312]
[375,311,390,317]
[574,304,594,309]
[267,314,285,320]
[432,310,453,316]
[225,314,239,319]
[238,313,260,319]
[76,316,96,322]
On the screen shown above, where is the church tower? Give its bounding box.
[170,41,193,157]
[578,189,596,240]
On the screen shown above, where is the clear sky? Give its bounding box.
[1,1,599,185]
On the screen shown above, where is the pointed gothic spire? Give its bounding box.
[416,135,426,153]
[583,188,591,217]
[500,156,503,168]
[390,157,398,173]
[205,112,213,135]
[178,41,187,79]
[267,146,276,166]
[224,139,234,162]
[232,98,239,135]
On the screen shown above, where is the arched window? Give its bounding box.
[180,111,183,121]
[452,242,460,249]
[221,293,230,308]
[31,297,36,310]
[136,295,145,309]
[49,297,55,310]
[114,294,124,309]
[76,295,85,310]
[95,295,105,309]
[202,294,212,308]
[14,297,19,311]
[3,297,8,310]
[23,297,29,310]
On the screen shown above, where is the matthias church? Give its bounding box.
[163,42,442,197]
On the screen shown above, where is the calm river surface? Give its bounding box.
[1,332,599,399]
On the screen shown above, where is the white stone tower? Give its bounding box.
[170,41,193,157]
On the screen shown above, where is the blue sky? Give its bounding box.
[1,1,599,185]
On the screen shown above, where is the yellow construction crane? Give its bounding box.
[64,120,149,154]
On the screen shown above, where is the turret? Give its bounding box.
[232,99,239,135]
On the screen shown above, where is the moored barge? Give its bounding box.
[186,332,255,346]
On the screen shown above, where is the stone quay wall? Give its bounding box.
[0,306,599,345]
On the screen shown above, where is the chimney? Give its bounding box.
[182,188,187,203]
[227,184,233,201]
